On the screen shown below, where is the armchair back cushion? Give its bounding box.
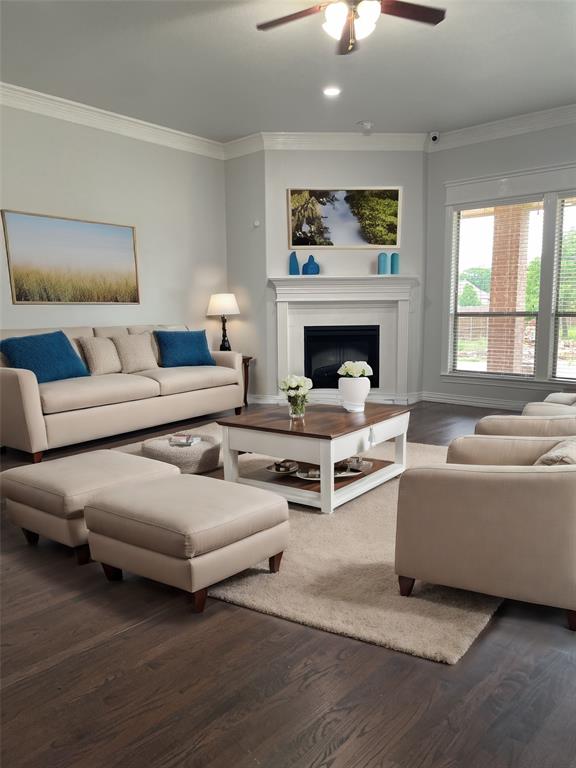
[0,331,88,383]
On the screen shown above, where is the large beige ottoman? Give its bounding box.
[1,450,180,564]
[85,474,290,612]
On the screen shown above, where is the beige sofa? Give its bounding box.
[395,434,576,631]
[0,324,243,461]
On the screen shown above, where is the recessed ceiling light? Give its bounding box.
[323,86,341,98]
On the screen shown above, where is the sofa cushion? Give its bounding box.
[137,366,239,395]
[78,336,122,375]
[155,329,215,367]
[84,474,289,558]
[113,334,158,373]
[39,373,160,414]
[0,331,89,383]
[0,450,179,519]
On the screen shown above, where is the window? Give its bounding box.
[553,196,576,380]
[450,200,544,377]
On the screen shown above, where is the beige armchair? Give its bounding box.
[395,434,576,631]
[523,392,576,417]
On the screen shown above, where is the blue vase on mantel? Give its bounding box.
[288,251,300,275]
[302,255,320,275]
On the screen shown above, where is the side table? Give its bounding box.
[242,356,253,407]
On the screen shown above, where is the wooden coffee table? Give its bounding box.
[218,403,410,514]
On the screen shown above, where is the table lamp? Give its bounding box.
[206,293,240,351]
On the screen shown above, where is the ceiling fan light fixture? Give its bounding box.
[354,0,380,39]
[357,0,381,25]
[322,1,349,40]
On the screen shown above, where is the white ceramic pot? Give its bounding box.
[338,376,371,412]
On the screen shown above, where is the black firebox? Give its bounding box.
[304,325,379,389]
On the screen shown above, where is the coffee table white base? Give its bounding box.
[222,411,409,514]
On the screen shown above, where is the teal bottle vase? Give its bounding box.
[289,251,300,275]
[390,252,400,274]
[302,255,320,275]
[377,253,389,274]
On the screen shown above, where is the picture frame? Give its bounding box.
[1,209,140,305]
[288,187,402,249]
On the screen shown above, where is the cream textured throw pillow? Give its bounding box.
[534,439,576,465]
[112,334,158,373]
[78,337,122,375]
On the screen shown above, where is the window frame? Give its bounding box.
[443,190,576,386]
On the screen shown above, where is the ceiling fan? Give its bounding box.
[256,0,446,55]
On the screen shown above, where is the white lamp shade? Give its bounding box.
[206,293,240,317]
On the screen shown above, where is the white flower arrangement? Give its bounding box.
[279,374,313,417]
[279,374,313,397]
[337,360,373,378]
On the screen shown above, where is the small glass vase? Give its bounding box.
[288,396,306,420]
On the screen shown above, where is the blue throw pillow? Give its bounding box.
[154,330,216,367]
[0,331,89,383]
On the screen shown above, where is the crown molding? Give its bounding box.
[261,132,427,153]
[428,103,576,153]
[3,82,575,161]
[0,82,225,160]
[222,131,427,159]
[223,133,265,159]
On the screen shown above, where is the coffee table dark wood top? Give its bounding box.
[218,403,410,440]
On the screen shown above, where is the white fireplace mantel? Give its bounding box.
[269,275,420,404]
[269,275,419,304]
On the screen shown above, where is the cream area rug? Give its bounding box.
[118,426,500,664]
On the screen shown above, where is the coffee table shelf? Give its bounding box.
[218,404,410,514]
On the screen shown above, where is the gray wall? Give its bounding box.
[0,107,227,343]
[423,124,576,407]
[225,151,269,393]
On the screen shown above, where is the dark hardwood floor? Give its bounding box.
[1,402,575,768]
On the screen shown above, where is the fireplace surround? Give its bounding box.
[270,276,419,404]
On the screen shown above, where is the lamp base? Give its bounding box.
[220,315,231,351]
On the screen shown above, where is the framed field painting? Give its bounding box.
[288,188,401,249]
[2,210,140,304]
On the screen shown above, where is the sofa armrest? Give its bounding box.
[0,367,48,453]
[447,435,564,466]
[211,351,242,375]
[396,464,576,610]
[475,414,576,437]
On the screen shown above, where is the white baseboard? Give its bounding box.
[417,391,526,411]
[248,390,410,406]
[249,391,525,411]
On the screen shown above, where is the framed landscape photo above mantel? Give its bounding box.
[2,210,140,304]
[288,188,401,249]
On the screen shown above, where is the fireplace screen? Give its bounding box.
[304,325,380,389]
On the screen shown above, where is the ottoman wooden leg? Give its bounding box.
[567,610,576,631]
[235,407,243,416]
[398,576,415,597]
[102,563,123,582]
[22,528,39,546]
[269,552,283,573]
[191,588,208,614]
[29,452,44,464]
[74,544,91,565]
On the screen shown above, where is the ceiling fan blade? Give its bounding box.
[337,11,356,55]
[381,0,446,25]
[256,4,325,31]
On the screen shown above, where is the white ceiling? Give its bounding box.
[1,0,575,142]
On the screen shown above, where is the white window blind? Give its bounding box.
[553,196,576,380]
[450,200,544,377]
